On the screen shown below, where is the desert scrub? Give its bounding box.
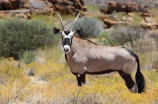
[0,58,158,103]
[0,57,30,87]
[69,18,104,38]
[97,25,157,53]
[0,18,59,60]
[139,51,158,70]
[35,61,75,84]
[19,50,37,64]
[36,45,64,63]
[130,12,143,26]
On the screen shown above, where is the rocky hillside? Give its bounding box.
[85,0,158,5]
[0,0,87,19]
[99,2,158,31]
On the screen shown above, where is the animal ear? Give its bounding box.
[53,27,60,35]
[76,28,83,38]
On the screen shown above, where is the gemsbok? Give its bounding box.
[53,13,146,93]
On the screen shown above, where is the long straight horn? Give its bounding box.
[70,13,80,31]
[58,13,65,31]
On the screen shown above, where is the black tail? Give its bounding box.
[134,54,146,93]
[124,47,146,93]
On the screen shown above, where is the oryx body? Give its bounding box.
[54,13,146,94]
[66,37,135,75]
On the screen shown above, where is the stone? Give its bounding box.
[29,0,46,9]
[9,0,21,9]
[1,0,14,10]
[103,18,117,27]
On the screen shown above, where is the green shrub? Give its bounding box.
[70,18,104,38]
[19,50,37,64]
[0,18,59,60]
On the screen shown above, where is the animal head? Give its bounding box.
[53,13,82,54]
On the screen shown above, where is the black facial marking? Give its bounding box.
[64,31,70,35]
[63,38,71,46]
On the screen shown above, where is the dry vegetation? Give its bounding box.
[0,4,158,104]
[0,57,158,104]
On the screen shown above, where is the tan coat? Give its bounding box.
[66,37,136,76]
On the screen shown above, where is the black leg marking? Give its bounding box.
[118,71,135,89]
[76,74,86,87]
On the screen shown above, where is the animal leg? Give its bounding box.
[76,74,86,86]
[119,71,137,93]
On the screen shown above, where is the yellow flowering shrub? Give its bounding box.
[0,58,158,103]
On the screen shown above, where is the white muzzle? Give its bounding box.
[63,45,71,54]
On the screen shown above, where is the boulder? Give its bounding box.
[29,0,46,9]
[16,13,27,18]
[101,2,150,14]
[139,13,152,17]
[141,24,158,30]
[107,2,117,14]
[43,5,54,14]
[1,0,14,10]
[126,3,139,13]
[100,8,107,14]
[9,0,21,9]
[144,17,154,23]
[103,18,117,27]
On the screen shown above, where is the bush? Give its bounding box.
[98,25,145,46]
[19,50,37,64]
[0,18,59,60]
[97,25,157,53]
[150,32,158,47]
[124,36,156,53]
[69,18,104,38]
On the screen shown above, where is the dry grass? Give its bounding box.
[0,57,158,104]
[130,12,143,26]
[0,11,158,104]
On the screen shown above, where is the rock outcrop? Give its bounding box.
[0,0,20,10]
[0,0,87,19]
[100,15,119,28]
[0,0,86,14]
[101,2,150,14]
